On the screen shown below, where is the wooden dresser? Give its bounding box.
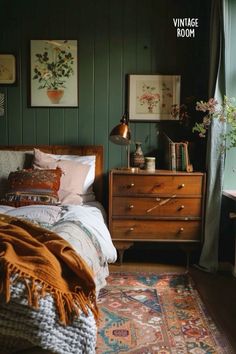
[108,169,206,263]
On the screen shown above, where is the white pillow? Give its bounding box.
[50,153,96,199]
[33,149,96,203]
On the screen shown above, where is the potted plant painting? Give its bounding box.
[30,40,78,107]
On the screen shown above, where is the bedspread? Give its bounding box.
[0,204,117,353]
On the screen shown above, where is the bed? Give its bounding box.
[0,145,117,354]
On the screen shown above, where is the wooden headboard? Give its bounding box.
[0,145,104,204]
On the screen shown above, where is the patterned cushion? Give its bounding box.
[4,168,62,207]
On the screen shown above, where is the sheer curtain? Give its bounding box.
[198,0,227,272]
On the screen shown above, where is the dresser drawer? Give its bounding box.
[113,175,203,196]
[112,197,202,217]
[111,220,201,241]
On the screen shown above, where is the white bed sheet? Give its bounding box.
[0,203,117,292]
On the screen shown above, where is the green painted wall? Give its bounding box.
[0,0,211,174]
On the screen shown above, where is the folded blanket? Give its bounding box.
[0,213,98,325]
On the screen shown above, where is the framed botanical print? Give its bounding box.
[128,74,181,121]
[0,54,16,84]
[30,40,78,107]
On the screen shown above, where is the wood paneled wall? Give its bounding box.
[0,0,211,174]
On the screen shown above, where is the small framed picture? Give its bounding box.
[0,54,16,84]
[0,92,5,116]
[30,40,78,107]
[128,74,181,121]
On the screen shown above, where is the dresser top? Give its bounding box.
[110,168,205,176]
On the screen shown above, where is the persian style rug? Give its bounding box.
[96,272,233,354]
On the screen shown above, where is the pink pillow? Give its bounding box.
[33,149,90,205]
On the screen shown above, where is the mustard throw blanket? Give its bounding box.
[0,214,98,325]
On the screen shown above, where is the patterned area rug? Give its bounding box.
[96,272,232,354]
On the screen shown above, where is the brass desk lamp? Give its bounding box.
[109,113,131,169]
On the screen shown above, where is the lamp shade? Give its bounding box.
[109,114,131,145]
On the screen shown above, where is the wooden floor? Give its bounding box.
[109,257,236,352]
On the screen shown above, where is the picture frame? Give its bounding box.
[128,74,181,121]
[30,40,78,107]
[0,54,16,84]
[0,92,5,116]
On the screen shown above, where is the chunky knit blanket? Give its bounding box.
[0,213,98,353]
[0,279,97,354]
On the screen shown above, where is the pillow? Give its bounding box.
[0,150,34,199]
[33,148,95,204]
[4,168,62,207]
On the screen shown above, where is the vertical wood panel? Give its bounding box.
[135,0,152,157]
[78,0,95,145]
[123,0,137,166]
[21,1,36,144]
[64,0,80,145]
[0,13,8,144]
[94,0,109,169]
[7,4,22,145]
[108,0,124,169]
[0,0,211,176]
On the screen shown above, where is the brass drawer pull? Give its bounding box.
[129,227,134,231]
[128,183,135,188]
[129,205,134,209]
[178,183,185,189]
[179,227,184,232]
[178,205,185,210]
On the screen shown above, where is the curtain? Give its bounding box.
[222,0,236,189]
[198,0,227,272]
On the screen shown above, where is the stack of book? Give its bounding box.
[163,133,193,172]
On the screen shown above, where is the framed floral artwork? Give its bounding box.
[128,74,181,121]
[30,40,78,107]
[0,92,5,116]
[0,54,16,84]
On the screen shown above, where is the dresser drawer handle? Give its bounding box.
[129,205,134,209]
[179,227,184,232]
[178,183,185,189]
[178,205,185,210]
[128,183,135,188]
[129,227,134,231]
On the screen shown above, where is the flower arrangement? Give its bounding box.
[32,41,74,90]
[192,96,236,150]
[171,96,236,151]
[138,83,160,113]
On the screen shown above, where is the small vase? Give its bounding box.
[47,89,64,104]
[131,142,145,169]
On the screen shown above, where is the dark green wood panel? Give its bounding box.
[36,109,50,144]
[78,0,95,145]
[122,0,137,166]
[21,2,37,144]
[94,0,109,169]
[0,0,211,176]
[0,17,8,144]
[134,0,152,157]
[49,109,65,145]
[6,6,22,145]
[63,0,80,144]
[108,0,124,169]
